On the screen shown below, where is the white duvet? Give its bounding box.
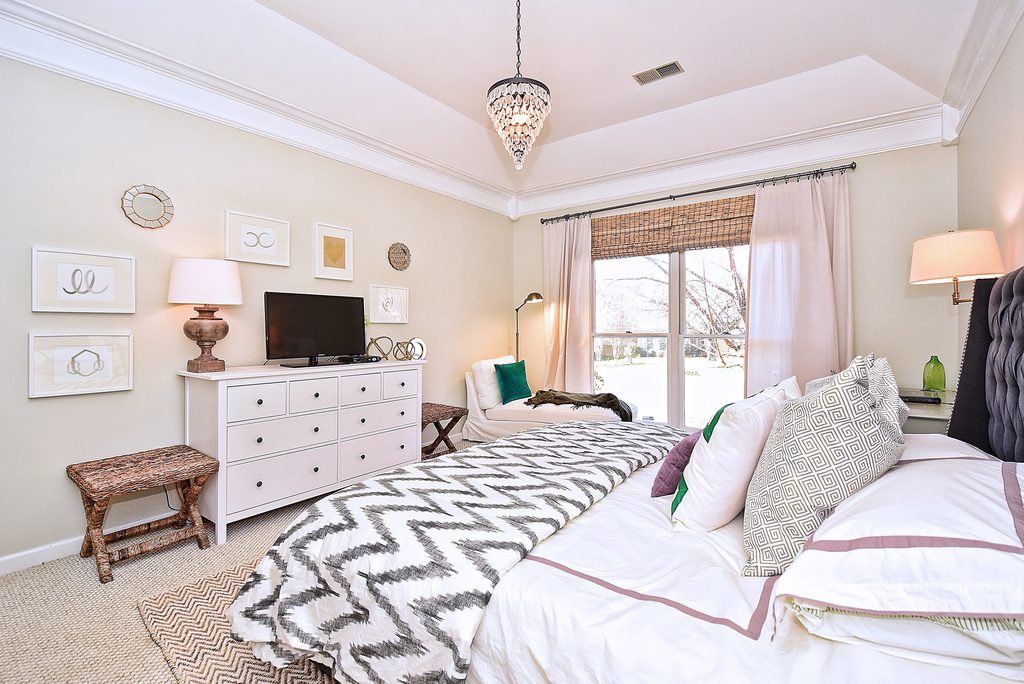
[467,439,1010,684]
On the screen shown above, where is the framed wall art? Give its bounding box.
[225,210,290,266]
[28,333,133,398]
[314,223,354,281]
[367,285,409,324]
[32,247,136,313]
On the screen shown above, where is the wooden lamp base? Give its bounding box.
[183,305,228,373]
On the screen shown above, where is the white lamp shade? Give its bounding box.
[909,230,1005,285]
[167,258,244,305]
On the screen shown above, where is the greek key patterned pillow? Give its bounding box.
[741,356,905,576]
[867,355,909,430]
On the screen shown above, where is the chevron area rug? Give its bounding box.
[138,563,330,684]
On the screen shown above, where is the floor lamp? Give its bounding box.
[515,292,544,360]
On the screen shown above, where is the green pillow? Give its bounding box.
[494,360,532,404]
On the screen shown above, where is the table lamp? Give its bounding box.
[909,229,1004,305]
[515,292,544,360]
[167,258,243,372]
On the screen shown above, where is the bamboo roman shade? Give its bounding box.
[591,194,754,260]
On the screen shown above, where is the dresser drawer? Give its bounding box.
[226,411,338,463]
[339,426,419,481]
[383,369,418,399]
[227,444,338,514]
[339,373,382,405]
[289,377,339,413]
[339,397,418,437]
[227,382,286,423]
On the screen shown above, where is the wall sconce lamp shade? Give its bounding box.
[909,230,1004,305]
[167,258,243,373]
[515,292,544,360]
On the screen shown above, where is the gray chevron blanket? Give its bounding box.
[228,420,682,683]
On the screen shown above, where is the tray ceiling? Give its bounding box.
[2,0,1021,216]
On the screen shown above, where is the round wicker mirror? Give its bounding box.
[388,242,411,271]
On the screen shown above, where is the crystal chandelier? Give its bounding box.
[486,0,551,171]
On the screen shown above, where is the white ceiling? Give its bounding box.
[3,0,1021,216]
[255,0,973,142]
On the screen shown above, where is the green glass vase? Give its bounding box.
[923,355,946,392]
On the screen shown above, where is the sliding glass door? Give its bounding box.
[593,245,749,429]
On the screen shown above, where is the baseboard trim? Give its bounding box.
[0,509,174,577]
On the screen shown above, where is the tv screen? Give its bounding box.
[265,292,365,362]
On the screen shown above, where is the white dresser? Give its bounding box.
[179,361,425,544]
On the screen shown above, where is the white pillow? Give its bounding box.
[671,376,801,532]
[772,453,1023,680]
[471,355,515,410]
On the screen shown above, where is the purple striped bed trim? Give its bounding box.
[525,555,777,639]
[804,462,1024,554]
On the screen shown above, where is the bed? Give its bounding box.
[229,266,1024,683]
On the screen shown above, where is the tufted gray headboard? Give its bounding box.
[987,266,1024,462]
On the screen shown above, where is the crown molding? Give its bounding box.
[515,106,944,218]
[0,0,514,215]
[0,0,983,221]
[942,0,1024,143]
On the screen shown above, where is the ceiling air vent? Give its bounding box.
[632,61,684,86]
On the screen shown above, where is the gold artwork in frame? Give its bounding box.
[314,223,354,281]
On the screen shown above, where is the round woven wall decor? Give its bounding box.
[388,243,411,271]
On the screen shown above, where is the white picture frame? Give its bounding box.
[367,284,409,324]
[225,210,290,266]
[314,223,354,281]
[28,333,133,398]
[32,247,135,313]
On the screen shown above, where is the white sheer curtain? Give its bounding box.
[542,216,593,391]
[746,174,852,393]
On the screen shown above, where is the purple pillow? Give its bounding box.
[651,431,701,498]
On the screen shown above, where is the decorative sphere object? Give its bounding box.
[366,336,394,360]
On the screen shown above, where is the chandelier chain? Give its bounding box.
[515,0,522,76]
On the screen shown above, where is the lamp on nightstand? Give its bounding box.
[167,258,243,372]
[909,229,1004,305]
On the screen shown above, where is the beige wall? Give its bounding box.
[958,20,1024,271]
[0,59,513,559]
[514,144,960,393]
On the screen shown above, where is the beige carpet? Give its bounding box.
[0,440,474,684]
[139,563,329,684]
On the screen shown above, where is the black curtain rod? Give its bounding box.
[538,161,857,225]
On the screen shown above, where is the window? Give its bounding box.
[593,255,669,422]
[593,245,749,428]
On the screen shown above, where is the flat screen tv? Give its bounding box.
[265,292,366,367]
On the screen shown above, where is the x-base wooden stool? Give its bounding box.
[421,402,469,459]
[66,445,219,583]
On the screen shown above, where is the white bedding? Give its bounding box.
[467,440,1009,684]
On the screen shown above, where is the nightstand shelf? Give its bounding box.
[899,388,954,434]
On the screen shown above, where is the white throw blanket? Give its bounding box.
[228,420,682,683]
